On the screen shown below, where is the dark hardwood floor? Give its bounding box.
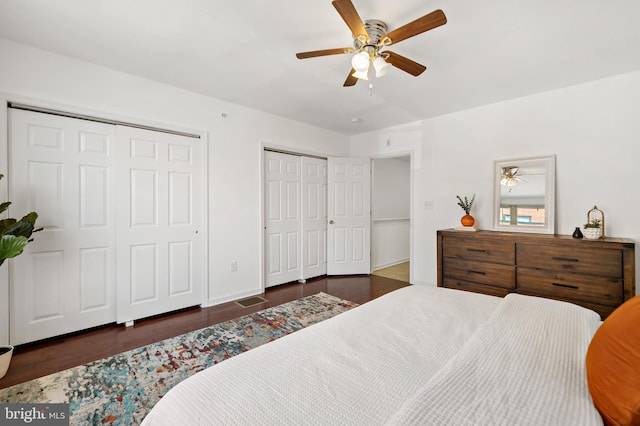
[0,275,408,389]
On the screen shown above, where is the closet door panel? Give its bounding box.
[116,126,203,324]
[8,109,117,345]
[264,151,301,287]
[301,157,327,279]
[327,157,371,275]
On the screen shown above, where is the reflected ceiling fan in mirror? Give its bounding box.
[501,167,528,190]
[296,0,447,87]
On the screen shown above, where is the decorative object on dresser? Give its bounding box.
[572,227,584,239]
[456,193,477,230]
[437,229,635,318]
[584,205,605,239]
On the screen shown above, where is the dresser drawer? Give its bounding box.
[443,258,515,289]
[517,267,624,307]
[516,243,622,278]
[443,235,514,266]
[443,278,511,298]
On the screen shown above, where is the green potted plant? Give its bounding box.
[583,218,602,240]
[0,173,42,379]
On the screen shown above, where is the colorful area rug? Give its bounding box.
[0,292,357,425]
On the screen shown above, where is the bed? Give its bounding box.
[142,285,639,425]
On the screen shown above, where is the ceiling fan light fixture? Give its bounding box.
[351,51,370,80]
[351,51,370,72]
[500,167,520,187]
[352,68,369,80]
[373,56,390,78]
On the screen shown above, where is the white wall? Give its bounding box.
[372,158,410,220]
[0,38,350,344]
[351,71,640,292]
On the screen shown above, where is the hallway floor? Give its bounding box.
[372,262,410,283]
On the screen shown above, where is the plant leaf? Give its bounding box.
[9,221,35,238]
[0,201,11,215]
[20,212,39,227]
[0,235,28,262]
[0,218,18,235]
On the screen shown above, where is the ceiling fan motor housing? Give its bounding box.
[354,20,389,55]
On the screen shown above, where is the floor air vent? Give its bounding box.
[235,296,268,308]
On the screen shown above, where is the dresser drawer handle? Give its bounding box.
[552,282,579,290]
[467,248,487,253]
[552,257,579,262]
[467,270,486,275]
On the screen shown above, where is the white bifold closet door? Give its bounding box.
[8,109,117,345]
[8,109,203,345]
[115,126,202,324]
[264,152,327,288]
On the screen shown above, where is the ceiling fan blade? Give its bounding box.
[332,0,370,42]
[383,9,447,45]
[343,69,358,87]
[384,51,427,76]
[296,47,354,59]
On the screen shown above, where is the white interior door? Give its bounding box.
[301,156,327,280]
[327,157,371,275]
[264,151,301,287]
[116,126,203,324]
[8,109,117,345]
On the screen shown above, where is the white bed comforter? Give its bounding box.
[388,292,603,425]
[142,286,603,426]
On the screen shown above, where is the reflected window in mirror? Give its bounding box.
[493,155,555,234]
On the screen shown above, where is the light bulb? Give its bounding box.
[373,56,390,78]
[351,51,370,72]
[351,69,369,80]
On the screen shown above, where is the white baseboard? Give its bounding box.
[373,258,410,271]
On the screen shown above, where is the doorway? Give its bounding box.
[371,156,411,283]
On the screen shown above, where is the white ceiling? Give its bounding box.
[1,0,639,135]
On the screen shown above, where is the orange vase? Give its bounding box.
[461,214,475,227]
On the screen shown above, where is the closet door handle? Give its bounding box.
[329,220,335,225]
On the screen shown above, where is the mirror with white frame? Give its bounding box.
[493,155,555,234]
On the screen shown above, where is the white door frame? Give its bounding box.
[0,94,209,345]
[370,150,414,283]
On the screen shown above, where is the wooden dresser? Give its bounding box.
[437,229,635,318]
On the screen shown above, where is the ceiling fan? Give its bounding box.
[501,167,528,188]
[296,0,447,87]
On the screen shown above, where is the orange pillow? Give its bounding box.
[586,295,640,425]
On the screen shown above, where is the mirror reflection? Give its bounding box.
[493,156,555,234]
